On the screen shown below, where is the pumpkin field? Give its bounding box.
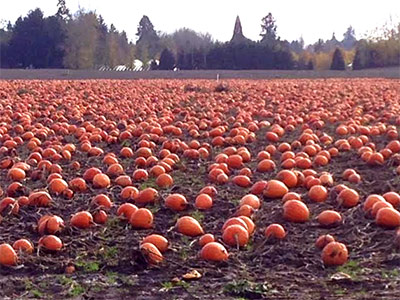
[0,78,400,299]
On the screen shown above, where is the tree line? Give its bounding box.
[0,1,399,70]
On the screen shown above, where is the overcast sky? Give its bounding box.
[1,0,399,44]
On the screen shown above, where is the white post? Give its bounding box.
[217,73,220,82]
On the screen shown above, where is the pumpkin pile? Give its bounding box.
[0,79,399,296]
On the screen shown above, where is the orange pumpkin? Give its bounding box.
[0,197,19,215]
[222,224,249,247]
[337,188,359,207]
[383,192,400,207]
[140,242,163,264]
[120,186,139,201]
[117,203,138,220]
[93,210,108,224]
[70,211,93,229]
[238,216,255,235]
[199,186,218,198]
[263,180,288,198]
[315,234,335,249]
[129,208,154,229]
[235,204,255,217]
[7,168,26,181]
[363,194,385,213]
[308,185,328,202]
[28,191,52,206]
[142,234,169,253]
[375,207,400,228]
[136,188,158,205]
[321,242,348,266]
[48,178,68,194]
[200,242,229,261]
[195,193,213,210]
[165,193,187,211]
[92,173,111,189]
[155,173,173,188]
[38,235,63,251]
[264,224,286,240]
[222,217,249,232]
[0,243,18,266]
[317,210,342,227]
[276,170,298,188]
[92,194,113,209]
[12,239,34,254]
[283,200,309,222]
[232,175,251,187]
[250,180,268,195]
[198,234,215,247]
[239,194,261,209]
[176,216,204,237]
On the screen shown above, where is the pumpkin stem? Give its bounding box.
[234,233,239,250]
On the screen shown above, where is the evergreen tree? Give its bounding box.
[0,22,13,67]
[325,33,341,51]
[307,59,314,70]
[136,15,160,61]
[159,48,175,70]
[63,10,99,69]
[290,37,304,53]
[260,13,278,47]
[314,39,324,53]
[7,9,48,68]
[352,48,363,70]
[330,47,346,70]
[95,15,109,67]
[342,26,357,50]
[171,28,213,69]
[44,15,67,67]
[56,0,71,20]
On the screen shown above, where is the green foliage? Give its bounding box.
[330,48,346,70]
[191,210,205,223]
[1,7,133,69]
[381,268,399,279]
[342,26,357,50]
[56,0,71,20]
[336,260,362,278]
[307,59,314,70]
[161,281,174,291]
[160,280,190,292]
[2,6,398,71]
[63,10,99,69]
[75,259,100,272]
[352,23,400,69]
[159,48,175,70]
[136,15,161,62]
[58,275,86,297]
[31,289,43,298]
[260,13,278,46]
[69,284,85,297]
[224,279,270,297]
[206,41,295,70]
[5,8,66,68]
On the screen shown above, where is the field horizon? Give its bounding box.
[0,67,399,80]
